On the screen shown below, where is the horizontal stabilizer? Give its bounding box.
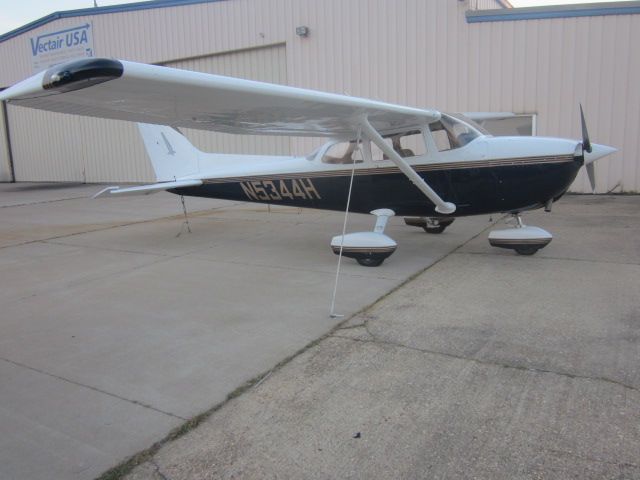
[92,179,202,198]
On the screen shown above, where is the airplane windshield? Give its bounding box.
[429,113,482,151]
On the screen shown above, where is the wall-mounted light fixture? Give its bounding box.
[295,26,309,37]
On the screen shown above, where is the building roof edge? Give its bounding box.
[0,0,228,43]
[467,0,640,23]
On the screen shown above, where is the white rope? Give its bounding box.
[329,127,361,318]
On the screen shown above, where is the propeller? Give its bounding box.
[580,104,596,192]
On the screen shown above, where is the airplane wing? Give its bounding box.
[0,58,439,138]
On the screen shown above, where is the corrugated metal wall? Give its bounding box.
[469,0,507,10]
[0,0,637,192]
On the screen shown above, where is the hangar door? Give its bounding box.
[7,44,288,183]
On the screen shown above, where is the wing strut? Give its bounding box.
[359,118,456,214]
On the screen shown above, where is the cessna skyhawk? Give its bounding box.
[0,58,616,266]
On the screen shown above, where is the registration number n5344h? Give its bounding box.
[240,178,321,201]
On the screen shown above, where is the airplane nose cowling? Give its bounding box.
[584,143,617,165]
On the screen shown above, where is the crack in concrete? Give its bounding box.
[0,356,187,421]
[544,447,640,470]
[329,333,640,393]
[150,459,173,480]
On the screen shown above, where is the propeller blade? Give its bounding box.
[580,103,592,153]
[586,162,596,192]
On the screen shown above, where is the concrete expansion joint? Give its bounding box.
[0,195,88,208]
[0,201,245,252]
[42,239,176,258]
[0,356,187,421]
[330,326,640,394]
[336,322,367,331]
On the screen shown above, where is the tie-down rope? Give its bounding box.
[329,127,362,318]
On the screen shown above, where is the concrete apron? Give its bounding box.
[123,195,640,480]
[0,183,492,480]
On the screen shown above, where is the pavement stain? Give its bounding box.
[334,300,640,395]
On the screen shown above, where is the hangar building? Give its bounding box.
[0,0,638,193]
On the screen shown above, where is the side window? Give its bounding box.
[370,138,393,161]
[429,115,480,151]
[397,132,426,157]
[321,141,364,164]
[429,122,452,152]
[370,131,426,161]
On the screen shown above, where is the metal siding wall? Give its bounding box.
[0,0,638,192]
[9,109,85,182]
[284,0,637,192]
[469,0,507,10]
[464,13,640,193]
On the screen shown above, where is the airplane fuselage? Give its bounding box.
[171,136,584,217]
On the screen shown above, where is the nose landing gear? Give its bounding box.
[488,214,552,255]
[404,216,455,234]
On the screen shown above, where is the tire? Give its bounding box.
[515,246,540,256]
[422,225,447,234]
[356,257,385,267]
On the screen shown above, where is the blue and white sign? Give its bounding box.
[30,24,94,72]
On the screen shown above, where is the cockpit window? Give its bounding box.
[321,141,364,164]
[369,131,426,161]
[429,114,482,151]
[320,130,426,164]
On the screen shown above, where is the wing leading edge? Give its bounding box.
[0,58,440,138]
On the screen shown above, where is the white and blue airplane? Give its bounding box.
[0,58,616,266]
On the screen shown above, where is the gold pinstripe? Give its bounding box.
[201,155,576,185]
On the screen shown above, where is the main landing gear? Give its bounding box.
[488,214,552,256]
[404,217,455,234]
[330,209,397,267]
